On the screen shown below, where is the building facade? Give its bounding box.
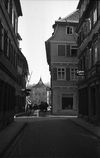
[30,78,51,106]
[0,0,28,129]
[77,0,100,123]
[45,11,79,114]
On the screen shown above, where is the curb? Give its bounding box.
[71,118,100,139]
[0,122,27,157]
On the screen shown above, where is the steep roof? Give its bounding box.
[56,10,79,23]
[32,78,43,88]
[32,78,50,91]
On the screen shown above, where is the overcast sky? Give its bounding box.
[19,0,79,85]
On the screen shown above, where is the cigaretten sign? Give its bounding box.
[76,70,84,76]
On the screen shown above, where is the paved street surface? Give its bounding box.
[5,117,100,158]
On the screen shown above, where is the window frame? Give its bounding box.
[70,68,78,80]
[57,44,66,56]
[66,26,73,35]
[93,7,97,25]
[88,48,92,69]
[71,48,77,57]
[57,67,66,80]
[94,42,98,64]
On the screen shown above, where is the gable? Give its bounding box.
[52,25,77,42]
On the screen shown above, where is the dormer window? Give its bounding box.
[66,26,73,35]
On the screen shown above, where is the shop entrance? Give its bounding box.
[62,97,73,110]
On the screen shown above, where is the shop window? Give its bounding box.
[62,95,73,110]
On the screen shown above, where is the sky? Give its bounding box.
[19,0,79,85]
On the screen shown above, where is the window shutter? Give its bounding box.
[66,45,70,57]
[52,68,57,81]
[66,68,70,81]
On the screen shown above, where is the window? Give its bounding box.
[0,22,3,51]
[71,68,77,80]
[9,41,13,64]
[94,45,98,64]
[4,30,8,55]
[93,8,97,24]
[57,68,66,80]
[62,94,73,110]
[13,13,18,34]
[71,49,77,57]
[9,0,12,22]
[14,52,17,68]
[6,38,9,57]
[88,48,92,69]
[89,18,92,31]
[4,0,9,10]
[58,45,65,56]
[12,7,14,27]
[58,44,71,57]
[66,27,73,35]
